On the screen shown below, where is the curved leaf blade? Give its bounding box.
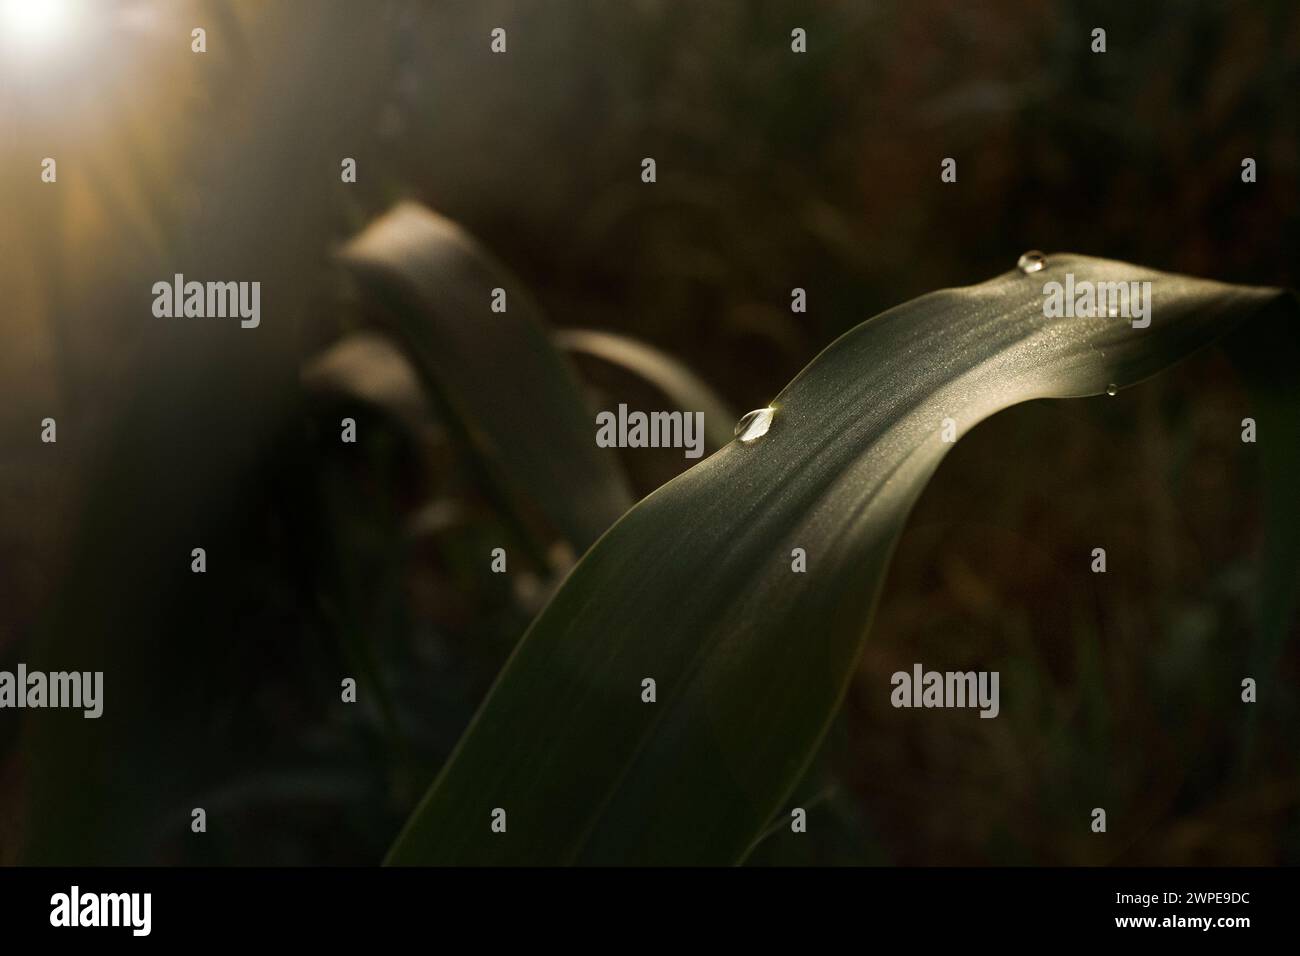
[339,202,633,554]
[554,328,737,452]
[302,331,437,438]
[388,255,1293,865]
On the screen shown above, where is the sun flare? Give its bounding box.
[2,0,74,52]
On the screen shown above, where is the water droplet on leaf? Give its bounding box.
[734,407,775,442]
[1105,383,1118,397]
[1017,250,1046,274]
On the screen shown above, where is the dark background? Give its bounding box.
[0,0,1296,864]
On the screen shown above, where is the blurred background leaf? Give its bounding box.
[555,328,736,451]
[339,202,633,561]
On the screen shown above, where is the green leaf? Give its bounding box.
[339,203,633,556]
[387,255,1294,865]
[554,328,737,452]
[302,331,439,440]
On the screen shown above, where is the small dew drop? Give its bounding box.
[1105,383,1118,397]
[1017,250,1046,274]
[734,407,775,443]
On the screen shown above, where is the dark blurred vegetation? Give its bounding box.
[0,0,1296,864]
